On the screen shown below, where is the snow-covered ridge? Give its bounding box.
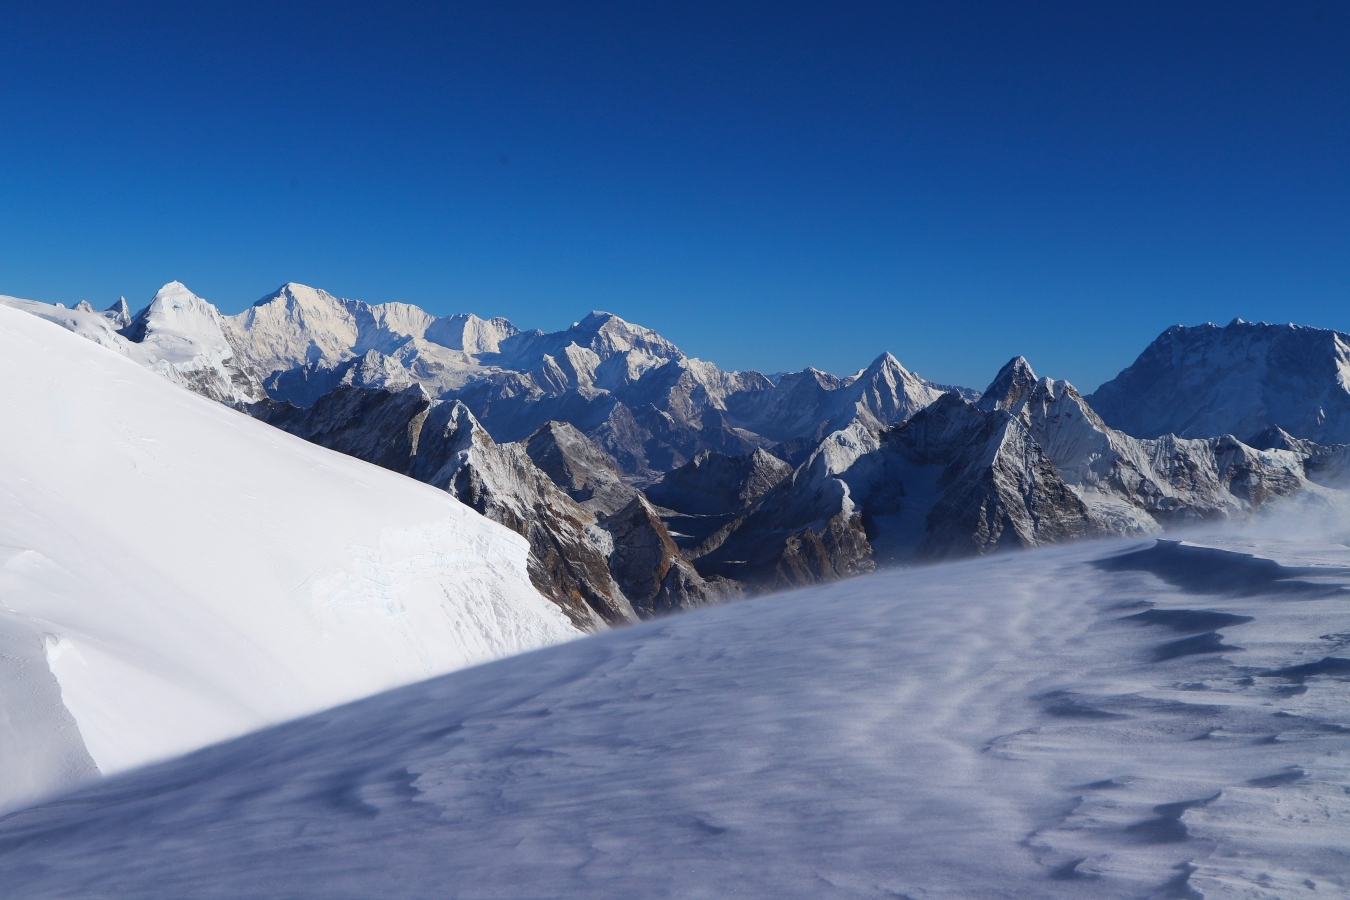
[0,283,265,405]
[221,281,521,382]
[1089,317,1350,444]
[0,304,577,813]
[3,280,967,481]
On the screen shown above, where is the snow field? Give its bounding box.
[2,531,1349,897]
[0,305,579,811]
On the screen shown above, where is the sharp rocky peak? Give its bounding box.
[105,296,132,327]
[976,356,1038,412]
[864,351,907,373]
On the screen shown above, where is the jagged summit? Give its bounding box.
[976,356,1038,412]
[4,275,981,487]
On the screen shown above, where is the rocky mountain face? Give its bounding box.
[11,279,1350,616]
[645,448,792,516]
[1088,318,1350,445]
[686,358,1318,590]
[413,403,641,629]
[254,387,730,627]
[255,388,633,628]
[600,495,740,618]
[521,421,639,515]
[1018,366,1308,533]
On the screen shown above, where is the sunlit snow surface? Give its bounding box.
[3,531,1350,898]
[0,305,577,812]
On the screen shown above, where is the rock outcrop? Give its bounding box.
[645,448,792,516]
[599,496,736,617]
[689,358,1315,591]
[254,388,634,628]
[417,403,636,628]
[522,421,639,515]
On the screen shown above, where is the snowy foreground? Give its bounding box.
[3,530,1349,898]
[0,305,577,812]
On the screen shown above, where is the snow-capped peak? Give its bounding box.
[1088,319,1350,444]
[976,356,1038,412]
[125,282,226,349]
[424,313,519,354]
[115,282,267,404]
[569,310,684,361]
[857,351,909,378]
[104,296,132,329]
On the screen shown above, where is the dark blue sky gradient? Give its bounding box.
[2,2,1348,390]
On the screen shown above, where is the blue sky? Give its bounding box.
[2,1,1348,391]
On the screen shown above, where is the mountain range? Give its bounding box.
[7,282,1350,625]
[4,283,1350,896]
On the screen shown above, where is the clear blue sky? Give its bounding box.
[3,2,1348,392]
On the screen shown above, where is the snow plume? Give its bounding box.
[1214,480,1350,546]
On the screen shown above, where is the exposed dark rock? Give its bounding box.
[253,388,635,629]
[422,404,635,628]
[645,448,792,516]
[253,384,432,473]
[600,496,736,617]
[523,421,639,515]
[976,356,1038,412]
[770,509,875,589]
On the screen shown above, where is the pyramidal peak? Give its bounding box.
[976,356,1038,412]
[250,281,344,311]
[124,282,225,342]
[865,351,911,374]
[149,280,205,307]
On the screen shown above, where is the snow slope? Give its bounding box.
[0,286,265,405]
[0,305,578,812]
[1089,318,1350,444]
[2,523,1349,897]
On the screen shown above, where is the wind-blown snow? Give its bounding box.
[1,522,1348,897]
[0,305,578,812]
